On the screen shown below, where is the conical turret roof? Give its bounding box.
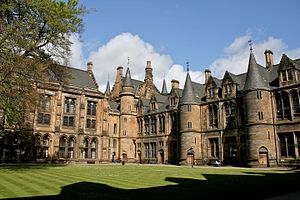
[105,81,111,95]
[244,52,269,91]
[161,79,168,94]
[123,68,133,87]
[180,72,197,104]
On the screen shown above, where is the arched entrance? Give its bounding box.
[258,146,269,167]
[186,148,195,165]
[159,149,164,164]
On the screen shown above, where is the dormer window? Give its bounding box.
[151,102,156,111]
[170,97,176,106]
[282,69,293,82]
[208,88,215,98]
[224,84,232,95]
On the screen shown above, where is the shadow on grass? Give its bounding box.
[3,170,300,200]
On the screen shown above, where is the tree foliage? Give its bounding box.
[0,0,86,130]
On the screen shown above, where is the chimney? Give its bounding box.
[116,65,123,83]
[205,69,211,84]
[171,79,179,89]
[146,61,152,68]
[87,61,93,74]
[264,49,274,70]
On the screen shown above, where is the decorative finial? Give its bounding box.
[186,61,190,72]
[127,57,130,65]
[248,40,253,53]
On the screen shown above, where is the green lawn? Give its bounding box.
[0,164,299,200]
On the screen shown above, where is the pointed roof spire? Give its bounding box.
[180,71,197,105]
[161,79,168,94]
[244,52,268,91]
[105,81,111,95]
[123,67,133,87]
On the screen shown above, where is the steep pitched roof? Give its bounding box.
[244,53,269,91]
[161,79,168,94]
[50,66,98,90]
[180,72,197,104]
[123,68,133,87]
[105,81,111,95]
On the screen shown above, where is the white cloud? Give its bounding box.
[69,32,300,93]
[209,35,296,78]
[86,32,192,91]
[69,34,85,68]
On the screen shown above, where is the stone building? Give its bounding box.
[1,50,300,167]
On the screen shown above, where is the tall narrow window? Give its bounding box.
[292,90,300,117]
[87,101,96,116]
[209,138,219,158]
[275,93,283,120]
[209,105,218,128]
[65,97,76,113]
[282,92,291,120]
[37,95,51,125]
[279,133,295,158]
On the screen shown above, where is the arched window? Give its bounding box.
[225,102,236,128]
[59,136,66,158]
[68,137,75,159]
[42,135,50,158]
[91,139,97,159]
[35,135,42,159]
[82,138,89,159]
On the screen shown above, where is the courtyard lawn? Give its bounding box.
[0,164,299,200]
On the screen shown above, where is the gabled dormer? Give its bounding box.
[149,95,158,111]
[222,71,236,98]
[136,98,144,115]
[168,89,179,108]
[278,54,298,87]
[206,76,218,101]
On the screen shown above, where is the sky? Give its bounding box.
[69,0,300,92]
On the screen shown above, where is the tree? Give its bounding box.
[0,0,87,161]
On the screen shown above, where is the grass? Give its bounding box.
[0,164,299,200]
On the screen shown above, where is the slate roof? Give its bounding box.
[180,72,198,104]
[244,53,269,91]
[123,68,133,87]
[49,65,98,90]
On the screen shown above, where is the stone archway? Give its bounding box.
[258,146,269,167]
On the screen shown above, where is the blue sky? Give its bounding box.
[70,0,300,91]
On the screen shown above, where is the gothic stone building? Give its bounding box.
[2,50,300,167]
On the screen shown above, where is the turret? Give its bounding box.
[179,71,200,165]
[243,52,276,167]
[119,67,137,162]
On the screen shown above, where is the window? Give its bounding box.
[150,142,157,158]
[276,92,291,120]
[91,139,97,159]
[224,84,232,95]
[279,133,295,158]
[63,116,74,127]
[68,137,75,159]
[292,90,300,117]
[282,69,294,82]
[209,104,218,128]
[187,121,192,128]
[38,113,50,125]
[86,119,96,129]
[209,88,215,98]
[59,137,66,158]
[225,102,236,128]
[151,116,157,134]
[258,112,264,120]
[37,95,51,125]
[187,105,192,112]
[113,139,117,148]
[144,117,150,134]
[257,91,262,99]
[170,97,176,106]
[65,97,76,113]
[87,101,96,115]
[144,143,149,158]
[113,123,117,134]
[209,138,219,158]
[151,102,156,110]
[159,141,164,147]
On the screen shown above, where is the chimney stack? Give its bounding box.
[205,69,211,84]
[264,49,274,70]
[171,79,179,89]
[87,61,93,74]
[116,65,123,84]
